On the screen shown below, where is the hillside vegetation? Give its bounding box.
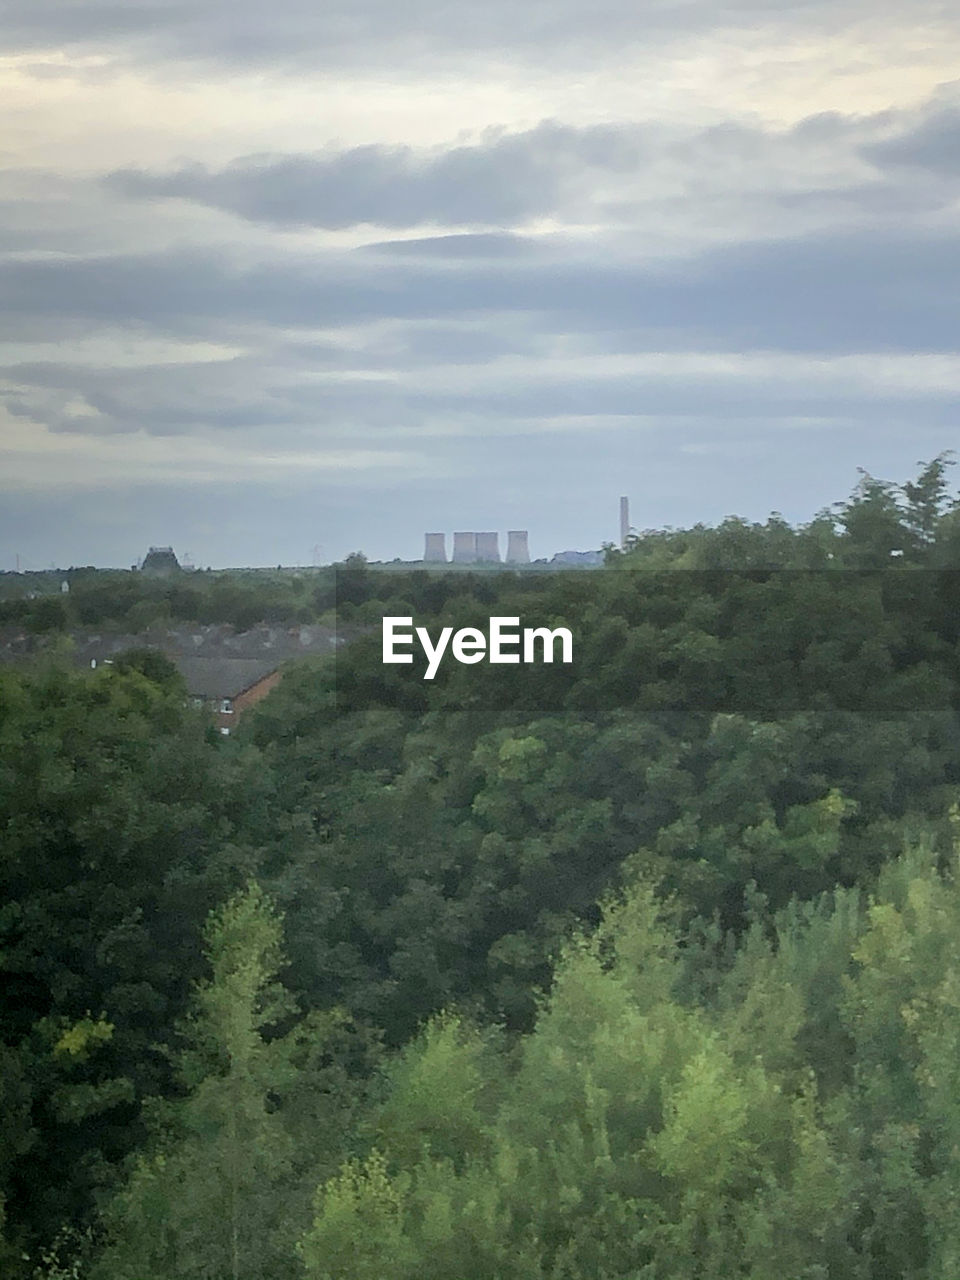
[5,457,960,1278]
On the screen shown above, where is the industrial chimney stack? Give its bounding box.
[506,530,530,564]
[452,531,478,564]
[620,496,630,549]
[423,532,447,563]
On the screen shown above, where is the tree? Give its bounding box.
[902,452,955,551]
[0,661,276,1266]
[836,469,909,566]
[24,596,69,634]
[110,647,183,692]
[93,883,299,1280]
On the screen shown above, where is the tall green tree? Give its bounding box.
[902,452,955,552]
[94,883,298,1280]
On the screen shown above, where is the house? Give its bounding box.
[174,657,283,734]
[79,650,284,733]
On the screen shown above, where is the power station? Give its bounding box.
[421,499,626,565]
[424,530,530,564]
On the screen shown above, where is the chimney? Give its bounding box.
[619,496,630,549]
[506,530,530,564]
[423,532,447,563]
[475,531,500,563]
[452,531,478,564]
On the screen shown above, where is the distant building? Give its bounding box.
[421,530,530,565]
[175,657,283,735]
[141,546,181,576]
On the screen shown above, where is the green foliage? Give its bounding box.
[370,1012,502,1170]
[247,583,960,1038]
[610,454,958,572]
[0,567,339,633]
[299,855,960,1279]
[109,648,183,691]
[24,597,69,634]
[91,883,377,1280]
[0,661,278,1266]
[93,884,298,1280]
[11,459,960,1277]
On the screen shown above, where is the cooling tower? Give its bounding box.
[423,532,447,563]
[476,531,501,563]
[452,531,478,564]
[620,496,630,548]
[506,530,530,564]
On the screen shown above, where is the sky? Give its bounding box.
[1,1,959,568]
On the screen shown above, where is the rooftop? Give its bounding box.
[174,656,280,699]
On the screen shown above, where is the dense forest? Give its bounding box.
[6,458,960,1278]
[0,564,338,634]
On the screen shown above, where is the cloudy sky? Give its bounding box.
[2,1,959,567]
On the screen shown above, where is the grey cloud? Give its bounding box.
[3,221,958,455]
[1,356,300,434]
[3,5,959,572]
[2,222,958,352]
[1,0,926,71]
[5,345,957,476]
[766,180,942,215]
[0,320,540,437]
[104,123,645,230]
[864,104,960,175]
[100,109,949,242]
